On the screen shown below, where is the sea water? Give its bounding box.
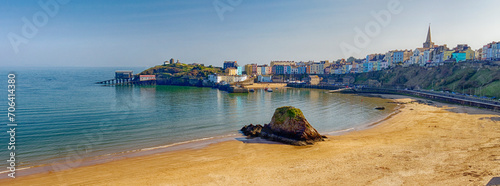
[0,67,395,172]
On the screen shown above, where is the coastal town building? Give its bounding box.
[310,62,323,74]
[304,75,320,85]
[298,65,307,74]
[115,70,133,79]
[257,75,273,83]
[410,48,426,65]
[244,63,258,75]
[164,58,175,65]
[452,53,467,62]
[495,42,500,60]
[423,49,434,64]
[225,68,240,76]
[475,48,483,60]
[223,61,238,69]
[270,61,295,67]
[463,48,475,61]
[208,74,247,84]
[257,65,271,75]
[207,25,495,83]
[482,42,500,61]
[430,45,449,63]
[139,75,156,81]
[255,66,262,75]
[391,50,411,66]
[290,65,298,74]
[441,50,455,62]
[384,51,394,67]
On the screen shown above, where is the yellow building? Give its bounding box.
[442,50,455,61]
[464,48,475,60]
[225,68,237,76]
[244,64,251,75]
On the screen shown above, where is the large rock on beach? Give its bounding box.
[240,106,326,146]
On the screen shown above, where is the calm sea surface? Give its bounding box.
[0,67,396,170]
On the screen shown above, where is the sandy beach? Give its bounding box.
[2,95,499,185]
[243,83,288,89]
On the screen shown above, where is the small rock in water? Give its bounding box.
[240,124,262,137]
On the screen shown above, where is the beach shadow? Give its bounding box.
[479,117,500,121]
[235,137,286,145]
[444,106,500,115]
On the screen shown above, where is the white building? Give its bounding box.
[309,62,324,74]
[422,49,434,64]
[380,61,389,69]
[384,51,394,67]
[257,75,273,83]
[208,74,247,84]
[493,42,500,60]
[410,48,426,65]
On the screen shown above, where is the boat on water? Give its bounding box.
[249,89,255,92]
[267,88,273,92]
[375,106,385,110]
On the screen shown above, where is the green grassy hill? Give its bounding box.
[137,63,223,86]
[139,63,223,79]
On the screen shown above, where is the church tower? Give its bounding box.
[423,25,434,48]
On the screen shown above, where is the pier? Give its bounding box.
[96,70,157,86]
[96,78,134,85]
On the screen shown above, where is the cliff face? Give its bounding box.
[156,77,204,86]
[241,106,325,146]
[327,63,500,98]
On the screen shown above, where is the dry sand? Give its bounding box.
[1,96,499,185]
[243,83,288,89]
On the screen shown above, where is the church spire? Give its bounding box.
[423,24,435,48]
[426,25,432,43]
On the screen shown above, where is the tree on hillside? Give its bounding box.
[347,56,356,63]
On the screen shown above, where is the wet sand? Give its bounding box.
[1,96,499,185]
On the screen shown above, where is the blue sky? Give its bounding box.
[1,0,500,67]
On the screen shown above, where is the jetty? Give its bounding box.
[96,78,134,85]
[96,70,156,86]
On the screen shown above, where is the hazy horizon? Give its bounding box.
[2,0,500,67]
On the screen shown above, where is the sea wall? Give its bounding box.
[350,88,500,111]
